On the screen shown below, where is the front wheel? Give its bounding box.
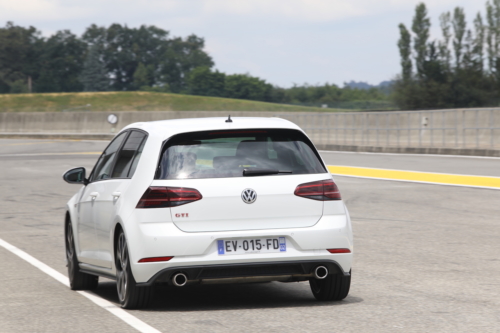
[309,271,351,301]
[65,221,98,290]
[115,230,152,309]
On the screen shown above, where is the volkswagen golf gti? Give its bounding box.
[63,117,353,309]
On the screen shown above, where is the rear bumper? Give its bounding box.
[124,209,353,283]
[137,259,349,286]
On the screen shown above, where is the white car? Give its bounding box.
[63,117,353,309]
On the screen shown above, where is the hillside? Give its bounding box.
[0,92,347,112]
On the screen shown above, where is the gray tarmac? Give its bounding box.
[0,139,499,333]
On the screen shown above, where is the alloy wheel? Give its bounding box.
[116,233,129,302]
[66,223,75,276]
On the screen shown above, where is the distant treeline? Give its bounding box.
[395,1,500,109]
[0,22,389,110]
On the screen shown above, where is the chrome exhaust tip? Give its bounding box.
[314,266,328,279]
[172,273,188,287]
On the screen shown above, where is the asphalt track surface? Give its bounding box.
[1,139,499,333]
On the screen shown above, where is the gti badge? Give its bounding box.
[241,188,257,204]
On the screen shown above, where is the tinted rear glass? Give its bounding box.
[157,129,326,179]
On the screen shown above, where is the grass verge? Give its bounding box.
[0,91,350,112]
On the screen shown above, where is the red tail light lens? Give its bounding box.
[294,179,341,201]
[138,256,174,263]
[136,187,202,208]
[327,248,351,254]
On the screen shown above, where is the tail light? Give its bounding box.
[136,186,202,208]
[327,248,351,254]
[138,256,174,263]
[294,179,341,201]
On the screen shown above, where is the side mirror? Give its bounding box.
[63,167,88,185]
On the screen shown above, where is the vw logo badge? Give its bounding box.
[241,188,257,204]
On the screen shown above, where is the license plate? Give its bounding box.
[217,237,287,255]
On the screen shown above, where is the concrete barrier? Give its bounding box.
[0,111,280,134]
[1,109,499,156]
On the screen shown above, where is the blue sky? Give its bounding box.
[0,0,486,87]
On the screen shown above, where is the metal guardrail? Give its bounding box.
[280,108,500,150]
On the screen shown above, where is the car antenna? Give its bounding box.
[225,115,233,123]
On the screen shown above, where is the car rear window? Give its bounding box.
[156,129,326,179]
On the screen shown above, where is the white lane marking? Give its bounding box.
[0,237,161,333]
[319,150,500,160]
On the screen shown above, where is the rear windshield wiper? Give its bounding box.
[243,169,293,176]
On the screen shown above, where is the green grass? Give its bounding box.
[0,91,349,112]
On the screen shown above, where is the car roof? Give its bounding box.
[122,117,303,140]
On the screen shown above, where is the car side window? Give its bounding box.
[127,135,147,178]
[90,131,128,182]
[111,131,147,179]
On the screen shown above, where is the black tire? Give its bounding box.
[116,230,153,309]
[65,220,99,290]
[309,271,351,301]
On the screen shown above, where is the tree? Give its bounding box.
[486,0,500,78]
[439,12,452,71]
[187,66,225,97]
[453,7,467,68]
[82,24,171,91]
[224,74,273,102]
[79,44,109,92]
[486,1,496,72]
[0,22,42,93]
[9,79,30,93]
[36,30,87,92]
[133,63,151,90]
[398,24,412,81]
[462,30,474,69]
[159,35,214,93]
[412,3,431,78]
[473,13,486,72]
[393,0,500,110]
[81,24,213,93]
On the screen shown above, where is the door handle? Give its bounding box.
[90,192,99,200]
[112,192,121,198]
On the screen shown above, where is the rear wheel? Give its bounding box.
[116,230,152,309]
[65,221,98,290]
[309,271,351,301]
